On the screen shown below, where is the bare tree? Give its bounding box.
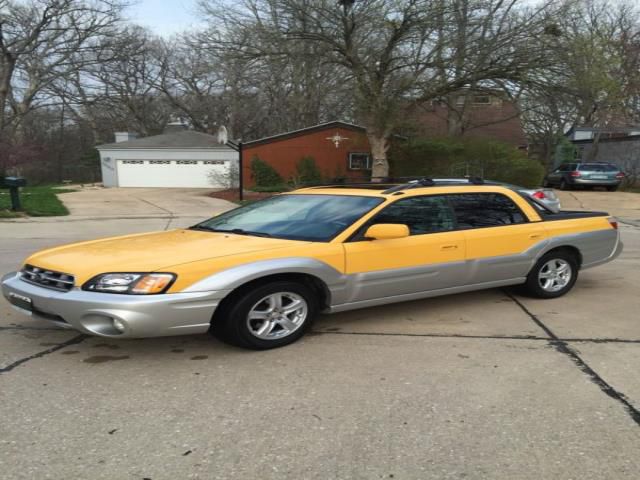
[199,0,566,179]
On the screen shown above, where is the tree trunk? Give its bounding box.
[368,132,390,181]
[0,55,16,134]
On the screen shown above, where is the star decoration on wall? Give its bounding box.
[326,132,349,148]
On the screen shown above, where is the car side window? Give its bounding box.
[448,193,526,228]
[371,195,456,235]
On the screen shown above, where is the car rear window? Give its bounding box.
[578,164,618,172]
[448,193,527,228]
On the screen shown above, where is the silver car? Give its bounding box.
[543,163,624,191]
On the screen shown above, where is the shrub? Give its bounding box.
[295,156,323,185]
[251,185,291,192]
[389,137,544,188]
[250,155,284,188]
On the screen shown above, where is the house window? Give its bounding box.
[176,160,198,165]
[149,160,171,165]
[472,95,491,105]
[203,160,226,165]
[122,160,144,164]
[348,153,371,170]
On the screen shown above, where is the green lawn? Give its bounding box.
[0,186,75,218]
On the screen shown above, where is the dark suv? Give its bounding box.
[543,162,624,191]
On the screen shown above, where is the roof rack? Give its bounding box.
[382,178,435,194]
[381,176,486,194]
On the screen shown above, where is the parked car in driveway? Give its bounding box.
[2,179,622,350]
[543,162,624,191]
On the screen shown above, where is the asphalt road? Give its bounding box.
[1,191,639,479]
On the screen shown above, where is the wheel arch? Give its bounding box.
[540,245,583,268]
[210,272,331,327]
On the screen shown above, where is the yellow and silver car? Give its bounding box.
[1,180,622,349]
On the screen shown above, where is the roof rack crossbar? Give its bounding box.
[382,178,435,194]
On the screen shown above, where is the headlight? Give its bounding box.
[83,273,176,294]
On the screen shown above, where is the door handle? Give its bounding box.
[529,233,543,239]
[440,244,459,250]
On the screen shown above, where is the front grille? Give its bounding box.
[20,264,75,292]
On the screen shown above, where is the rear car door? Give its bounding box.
[343,195,466,302]
[448,193,547,284]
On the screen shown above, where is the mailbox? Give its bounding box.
[2,176,26,211]
[3,176,27,188]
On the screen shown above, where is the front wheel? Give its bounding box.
[212,281,318,349]
[522,251,579,299]
[559,179,571,191]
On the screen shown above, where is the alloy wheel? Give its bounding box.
[538,259,572,292]
[246,292,308,340]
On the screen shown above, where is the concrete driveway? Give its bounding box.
[1,190,640,479]
[57,186,235,219]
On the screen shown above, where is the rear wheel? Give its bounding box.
[211,281,318,349]
[542,178,551,188]
[606,185,618,192]
[559,179,572,191]
[522,251,579,299]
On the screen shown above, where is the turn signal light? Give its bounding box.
[570,171,581,177]
[608,217,618,230]
[131,274,174,294]
[616,172,625,179]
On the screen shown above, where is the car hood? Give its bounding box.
[23,229,305,285]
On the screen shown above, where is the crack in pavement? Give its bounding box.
[567,192,586,209]
[0,334,87,374]
[504,291,640,427]
[132,196,175,230]
[0,325,69,332]
[312,330,640,344]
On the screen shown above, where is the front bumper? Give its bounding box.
[1,272,230,338]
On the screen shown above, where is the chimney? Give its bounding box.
[115,132,138,143]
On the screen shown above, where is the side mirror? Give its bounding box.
[364,223,410,240]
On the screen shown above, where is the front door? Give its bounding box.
[343,195,466,303]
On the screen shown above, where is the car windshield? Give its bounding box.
[578,164,618,172]
[191,194,384,242]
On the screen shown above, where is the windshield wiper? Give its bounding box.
[188,226,271,237]
[225,228,272,237]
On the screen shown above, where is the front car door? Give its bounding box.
[447,192,547,284]
[342,195,466,303]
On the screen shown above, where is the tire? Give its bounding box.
[606,185,618,192]
[559,179,571,191]
[542,178,551,188]
[211,281,318,350]
[522,250,579,299]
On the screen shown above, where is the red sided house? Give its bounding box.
[241,121,372,187]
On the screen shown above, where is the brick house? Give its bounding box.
[242,121,371,187]
[407,92,527,148]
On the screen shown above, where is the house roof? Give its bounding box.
[572,134,640,144]
[96,130,232,150]
[243,121,366,147]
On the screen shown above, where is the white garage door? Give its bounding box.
[116,160,231,188]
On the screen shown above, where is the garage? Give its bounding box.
[97,129,239,188]
[116,159,230,188]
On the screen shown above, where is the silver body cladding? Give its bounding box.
[0,229,622,338]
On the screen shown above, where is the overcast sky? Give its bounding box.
[126,0,202,35]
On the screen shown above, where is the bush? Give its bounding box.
[250,155,284,188]
[251,185,291,192]
[295,156,323,185]
[389,137,544,188]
